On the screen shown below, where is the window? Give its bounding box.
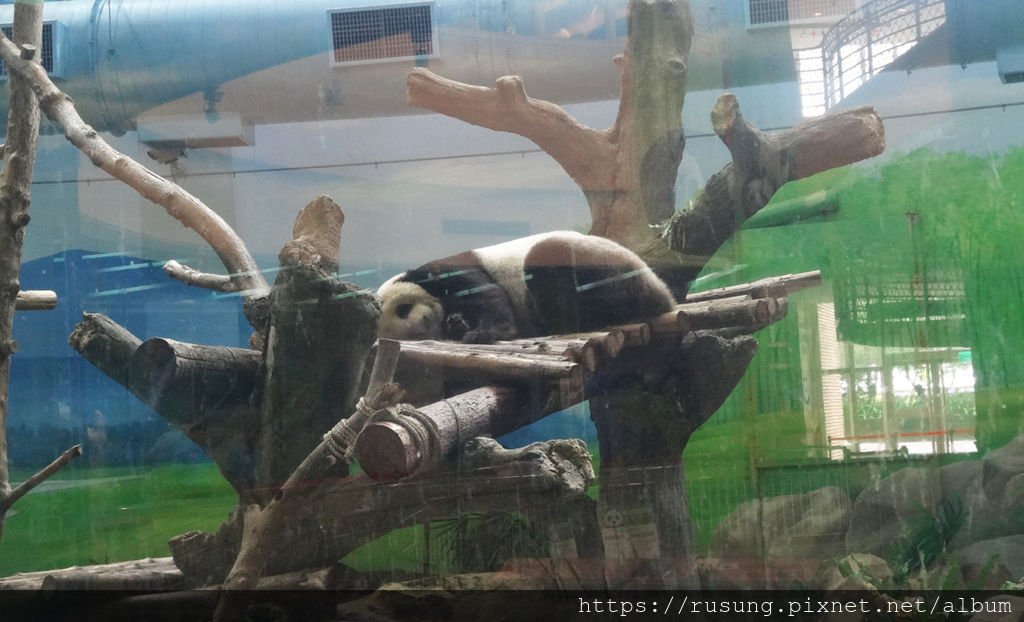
[815,303,976,459]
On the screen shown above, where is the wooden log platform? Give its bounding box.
[356,270,819,480]
[67,270,818,484]
[0,557,185,590]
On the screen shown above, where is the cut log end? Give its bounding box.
[711,93,740,139]
[356,421,419,481]
[130,338,177,397]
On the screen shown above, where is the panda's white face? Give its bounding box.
[377,279,444,341]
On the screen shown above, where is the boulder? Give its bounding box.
[815,555,894,622]
[845,460,1002,556]
[818,553,893,592]
[713,486,851,561]
[954,535,1024,589]
[983,435,1024,510]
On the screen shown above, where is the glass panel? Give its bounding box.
[0,0,1019,609]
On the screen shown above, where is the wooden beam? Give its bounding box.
[684,270,822,303]
[14,289,56,310]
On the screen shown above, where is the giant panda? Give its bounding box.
[378,231,676,343]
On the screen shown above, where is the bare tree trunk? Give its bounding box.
[252,197,379,500]
[0,0,81,541]
[589,334,757,585]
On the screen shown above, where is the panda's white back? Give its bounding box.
[470,232,584,332]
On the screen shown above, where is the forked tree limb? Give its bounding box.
[406,0,692,252]
[0,441,83,541]
[408,0,883,297]
[0,32,270,316]
[663,95,885,285]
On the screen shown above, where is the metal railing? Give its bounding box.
[821,0,947,109]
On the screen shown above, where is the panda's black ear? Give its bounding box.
[396,303,413,319]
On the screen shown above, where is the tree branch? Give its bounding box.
[663,95,884,288]
[176,449,594,588]
[0,444,82,513]
[69,312,143,387]
[14,289,57,310]
[163,260,239,293]
[407,68,617,191]
[0,33,270,313]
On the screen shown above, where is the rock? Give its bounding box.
[818,554,893,592]
[984,435,1024,509]
[845,460,1002,557]
[814,555,895,622]
[954,535,1024,589]
[698,556,815,590]
[713,486,851,562]
[999,473,1024,512]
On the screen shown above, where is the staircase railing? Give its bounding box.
[821,0,947,109]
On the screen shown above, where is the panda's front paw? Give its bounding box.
[443,313,470,341]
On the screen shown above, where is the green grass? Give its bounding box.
[0,462,236,576]
[1,421,853,578]
[0,461,443,578]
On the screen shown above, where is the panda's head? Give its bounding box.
[377,277,444,341]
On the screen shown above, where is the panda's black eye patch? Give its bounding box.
[396,303,414,319]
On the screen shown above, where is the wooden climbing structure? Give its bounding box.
[356,270,821,480]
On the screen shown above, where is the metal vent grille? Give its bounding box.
[0,22,54,77]
[330,3,435,65]
[748,0,855,26]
